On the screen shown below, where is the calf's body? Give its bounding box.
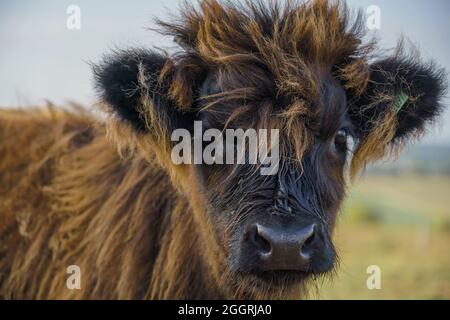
[0,109,220,299]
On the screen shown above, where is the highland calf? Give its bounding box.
[0,0,447,299]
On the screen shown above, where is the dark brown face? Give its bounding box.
[193,72,354,292]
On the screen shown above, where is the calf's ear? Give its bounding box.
[348,50,447,169]
[93,48,206,139]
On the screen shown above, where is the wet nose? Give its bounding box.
[244,222,318,271]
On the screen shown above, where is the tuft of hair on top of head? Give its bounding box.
[155,0,372,98]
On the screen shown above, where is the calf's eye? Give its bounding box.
[334,128,348,146]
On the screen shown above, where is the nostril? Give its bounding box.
[303,225,316,247]
[245,224,271,254]
[299,224,316,258]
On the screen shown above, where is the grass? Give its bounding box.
[314,175,450,299]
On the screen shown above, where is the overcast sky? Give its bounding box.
[0,0,449,145]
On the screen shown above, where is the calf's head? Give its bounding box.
[94,0,447,298]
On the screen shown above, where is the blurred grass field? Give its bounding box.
[317,175,450,299]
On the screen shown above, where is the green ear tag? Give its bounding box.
[393,91,408,113]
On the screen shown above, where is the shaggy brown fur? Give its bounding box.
[156,0,372,164]
[0,107,223,299]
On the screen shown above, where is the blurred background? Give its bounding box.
[0,0,449,299]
